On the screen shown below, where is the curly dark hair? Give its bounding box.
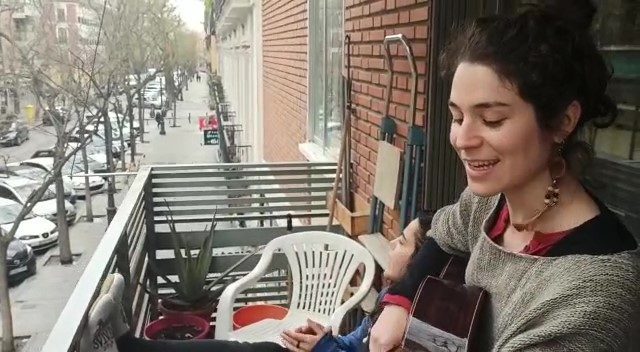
[440,0,616,174]
[414,210,434,249]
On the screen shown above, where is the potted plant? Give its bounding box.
[144,207,262,340]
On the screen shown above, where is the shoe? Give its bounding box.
[99,273,129,340]
[79,293,119,352]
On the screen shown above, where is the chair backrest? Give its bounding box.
[263,231,374,317]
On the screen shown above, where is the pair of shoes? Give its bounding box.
[100,273,129,339]
[78,273,129,352]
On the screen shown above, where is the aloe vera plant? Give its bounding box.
[150,204,262,309]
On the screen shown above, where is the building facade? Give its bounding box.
[0,0,100,111]
[215,0,639,239]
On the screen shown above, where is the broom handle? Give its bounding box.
[326,115,351,231]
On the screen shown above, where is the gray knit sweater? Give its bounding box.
[427,188,640,351]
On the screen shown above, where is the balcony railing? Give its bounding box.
[41,161,339,351]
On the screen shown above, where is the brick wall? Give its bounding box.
[345,0,430,239]
[262,0,308,161]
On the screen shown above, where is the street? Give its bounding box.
[0,126,56,164]
[0,79,219,350]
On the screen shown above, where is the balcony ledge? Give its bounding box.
[215,0,253,37]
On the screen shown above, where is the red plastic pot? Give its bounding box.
[233,304,288,330]
[144,314,210,340]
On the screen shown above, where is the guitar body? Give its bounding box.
[398,256,487,352]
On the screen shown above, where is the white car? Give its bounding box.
[19,158,105,196]
[3,164,77,204]
[0,198,58,249]
[144,93,163,109]
[0,176,77,224]
[65,144,108,165]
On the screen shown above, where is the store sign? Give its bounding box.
[203,129,219,145]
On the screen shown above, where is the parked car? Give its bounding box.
[0,176,77,224]
[0,121,29,146]
[89,136,122,159]
[0,198,58,250]
[20,158,105,196]
[42,106,70,126]
[5,238,36,282]
[95,130,130,151]
[30,149,109,175]
[68,128,122,158]
[2,164,77,205]
[109,112,140,135]
[143,93,163,109]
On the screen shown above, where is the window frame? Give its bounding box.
[307,0,344,157]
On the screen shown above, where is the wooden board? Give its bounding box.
[358,233,392,271]
[373,141,402,209]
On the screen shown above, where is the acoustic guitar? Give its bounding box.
[396,255,487,352]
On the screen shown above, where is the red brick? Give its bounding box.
[409,6,429,22]
[370,0,386,13]
[386,0,396,10]
[399,10,410,24]
[382,13,399,26]
[396,0,415,7]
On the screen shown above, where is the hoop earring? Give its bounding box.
[512,141,565,232]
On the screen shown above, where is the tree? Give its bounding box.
[0,0,196,349]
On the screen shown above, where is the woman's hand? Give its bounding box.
[280,319,329,351]
[369,305,409,352]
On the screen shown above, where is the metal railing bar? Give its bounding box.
[152,204,327,216]
[149,161,336,171]
[151,177,335,188]
[152,185,332,198]
[151,168,337,179]
[154,195,326,207]
[153,212,330,224]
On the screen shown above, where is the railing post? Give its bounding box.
[115,232,133,325]
[143,171,159,320]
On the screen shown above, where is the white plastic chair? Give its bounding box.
[215,231,376,344]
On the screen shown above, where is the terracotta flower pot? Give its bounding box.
[233,304,288,330]
[158,298,217,322]
[144,314,210,340]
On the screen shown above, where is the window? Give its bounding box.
[0,186,17,202]
[57,8,66,22]
[308,0,343,155]
[590,0,639,161]
[57,27,68,44]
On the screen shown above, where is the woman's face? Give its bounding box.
[448,62,554,197]
[383,219,422,285]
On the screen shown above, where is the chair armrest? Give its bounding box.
[328,261,376,335]
[214,248,275,340]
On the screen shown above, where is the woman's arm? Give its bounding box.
[370,188,489,351]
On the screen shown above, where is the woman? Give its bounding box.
[369,1,640,351]
[81,212,432,352]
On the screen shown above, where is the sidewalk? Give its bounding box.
[2,79,218,351]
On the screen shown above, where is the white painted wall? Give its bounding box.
[216,1,263,163]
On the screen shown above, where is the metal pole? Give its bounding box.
[103,108,117,223]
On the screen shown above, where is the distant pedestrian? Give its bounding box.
[155,111,162,129]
